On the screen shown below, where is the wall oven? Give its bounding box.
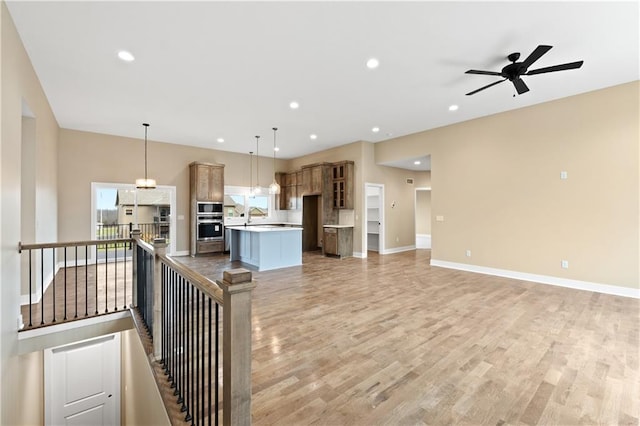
[196,216,224,241]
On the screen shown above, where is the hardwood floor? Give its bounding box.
[176,249,639,426]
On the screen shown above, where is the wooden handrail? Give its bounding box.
[157,253,224,305]
[18,238,133,252]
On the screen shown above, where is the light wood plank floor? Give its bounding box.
[175,250,640,425]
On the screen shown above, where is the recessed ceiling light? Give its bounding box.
[448,104,459,111]
[117,50,135,62]
[372,127,380,133]
[310,134,318,140]
[289,101,299,109]
[216,138,224,143]
[366,58,379,69]
[414,161,421,165]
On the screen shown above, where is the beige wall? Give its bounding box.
[1,2,60,423]
[121,329,170,426]
[58,128,287,253]
[376,82,639,289]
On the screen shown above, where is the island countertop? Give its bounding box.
[225,225,302,233]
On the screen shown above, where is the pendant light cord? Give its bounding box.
[143,123,149,181]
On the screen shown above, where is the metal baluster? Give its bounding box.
[215,302,219,426]
[179,274,186,411]
[28,249,33,327]
[190,284,195,425]
[63,247,67,321]
[115,242,118,311]
[185,277,192,422]
[196,287,200,424]
[85,246,89,317]
[123,241,127,310]
[95,245,99,315]
[41,248,44,325]
[201,291,205,426]
[105,242,108,313]
[74,246,78,318]
[52,248,56,323]
[208,297,212,426]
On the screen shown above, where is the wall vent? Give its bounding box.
[406,178,414,185]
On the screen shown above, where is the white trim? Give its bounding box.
[430,259,640,299]
[381,245,416,255]
[173,250,190,257]
[353,251,366,258]
[416,234,431,249]
[18,311,131,340]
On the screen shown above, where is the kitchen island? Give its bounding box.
[226,225,302,271]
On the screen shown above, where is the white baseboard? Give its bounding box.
[381,245,416,255]
[173,250,190,257]
[353,251,366,258]
[430,259,640,299]
[416,234,431,249]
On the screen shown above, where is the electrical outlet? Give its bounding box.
[396,236,399,242]
[466,250,471,257]
[436,215,444,222]
[561,260,569,269]
[560,171,568,180]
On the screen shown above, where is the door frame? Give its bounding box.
[91,182,177,256]
[363,183,385,258]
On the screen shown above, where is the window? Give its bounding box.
[224,187,273,221]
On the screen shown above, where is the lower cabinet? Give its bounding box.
[323,226,353,258]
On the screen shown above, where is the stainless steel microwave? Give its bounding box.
[197,202,223,215]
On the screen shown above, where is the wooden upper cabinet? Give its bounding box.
[302,164,325,195]
[332,161,354,209]
[190,162,225,202]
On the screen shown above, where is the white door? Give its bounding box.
[45,333,121,426]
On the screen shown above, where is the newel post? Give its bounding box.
[152,238,167,360]
[219,268,256,426]
[131,229,142,306]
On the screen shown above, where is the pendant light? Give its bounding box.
[253,135,262,194]
[135,123,156,189]
[269,127,281,195]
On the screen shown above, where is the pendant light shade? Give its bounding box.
[136,123,156,189]
[269,127,281,195]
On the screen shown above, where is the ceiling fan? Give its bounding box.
[465,45,584,96]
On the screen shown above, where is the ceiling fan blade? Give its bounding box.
[465,79,507,96]
[465,69,503,76]
[512,78,529,95]
[526,60,584,75]
[521,45,552,69]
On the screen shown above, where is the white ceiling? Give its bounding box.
[6,1,639,167]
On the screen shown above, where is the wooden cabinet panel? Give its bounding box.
[310,166,323,194]
[197,240,223,254]
[323,228,338,255]
[209,166,224,202]
[323,227,353,258]
[195,164,210,201]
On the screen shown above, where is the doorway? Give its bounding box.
[415,187,432,249]
[91,182,177,257]
[365,184,384,255]
[302,195,321,251]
